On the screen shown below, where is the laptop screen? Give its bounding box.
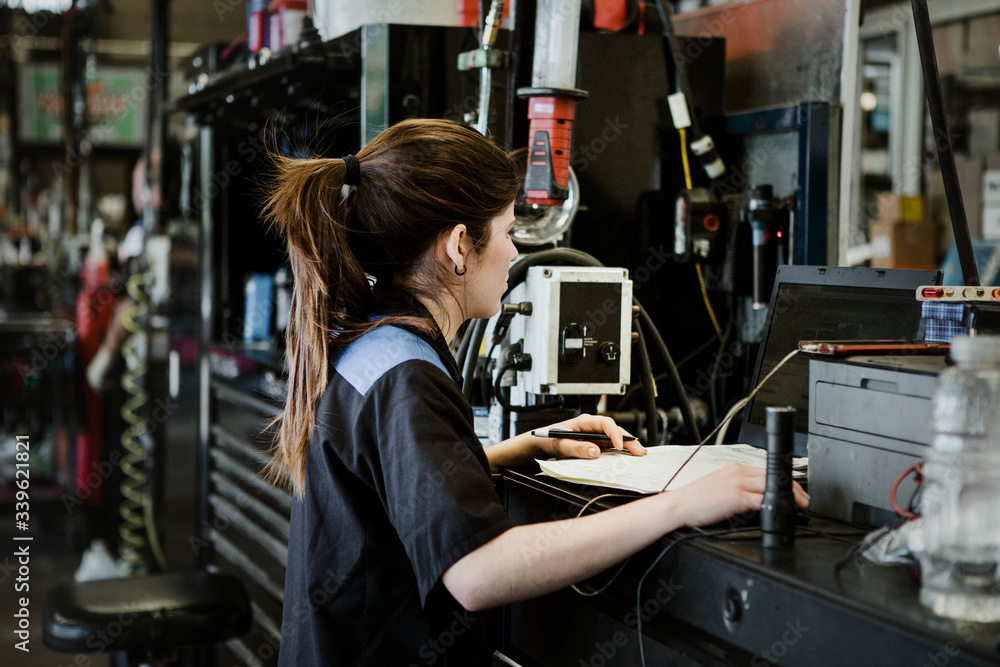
[738,265,942,456]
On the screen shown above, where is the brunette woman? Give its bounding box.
[264,118,809,666]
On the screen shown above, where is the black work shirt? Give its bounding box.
[278,293,515,666]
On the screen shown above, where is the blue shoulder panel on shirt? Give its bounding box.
[335,325,449,395]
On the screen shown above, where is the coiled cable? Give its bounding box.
[118,271,167,572]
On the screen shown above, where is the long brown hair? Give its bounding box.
[262,118,519,493]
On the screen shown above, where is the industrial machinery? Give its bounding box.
[442,0,838,449]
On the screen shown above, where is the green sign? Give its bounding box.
[19,64,147,146]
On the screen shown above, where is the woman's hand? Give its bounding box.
[535,413,646,460]
[667,462,810,528]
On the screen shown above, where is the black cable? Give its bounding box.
[676,329,724,370]
[907,482,922,515]
[462,318,489,400]
[833,534,883,576]
[651,0,699,136]
[634,325,659,448]
[455,321,474,376]
[503,247,604,299]
[638,306,702,444]
[637,527,758,667]
[618,327,722,409]
[617,373,664,411]
[480,340,500,405]
[708,320,732,424]
[494,362,563,413]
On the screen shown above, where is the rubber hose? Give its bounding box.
[638,305,702,443]
[462,318,490,400]
[633,325,659,448]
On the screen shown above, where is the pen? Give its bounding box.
[531,428,637,442]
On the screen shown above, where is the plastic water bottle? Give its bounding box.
[920,335,1000,621]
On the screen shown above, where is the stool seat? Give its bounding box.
[43,571,252,654]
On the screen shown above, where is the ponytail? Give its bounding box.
[262,118,520,495]
[261,156,369,491]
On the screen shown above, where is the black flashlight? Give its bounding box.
[761,406,796,550]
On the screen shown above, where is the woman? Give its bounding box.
[264,118,809,666]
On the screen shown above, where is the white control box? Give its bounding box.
[508,266,633,396]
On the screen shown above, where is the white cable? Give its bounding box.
[698,347,801,446]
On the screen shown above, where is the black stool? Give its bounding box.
[43,571,252,665]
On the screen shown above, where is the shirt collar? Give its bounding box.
[372,283,464,386]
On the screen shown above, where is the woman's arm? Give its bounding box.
[483,413,646,473]
[442,462,809,611]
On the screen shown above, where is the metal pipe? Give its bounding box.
[531,0,581,90]
[476,66,493,136]
[476,0,505,136]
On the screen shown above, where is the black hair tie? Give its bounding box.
[342,154,361,186]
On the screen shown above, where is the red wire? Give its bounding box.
[890,463,922,519]
[661,444,704,492]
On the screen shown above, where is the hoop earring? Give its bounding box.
[454,265,467,276]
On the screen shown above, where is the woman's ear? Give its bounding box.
[439,224,471,273]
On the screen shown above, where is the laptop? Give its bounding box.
[737,265,942,457]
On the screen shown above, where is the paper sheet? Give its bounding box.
[536,444,807,495]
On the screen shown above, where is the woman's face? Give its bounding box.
[463,202,518,320]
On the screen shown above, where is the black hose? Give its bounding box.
[462,318,489,400]
[504,248,605,298]
[910,0,979,285]
[494,362,563,413]
[480,341,500,405]
[634,325,659,448]
[638,305,702,444]
[455,321,474,375]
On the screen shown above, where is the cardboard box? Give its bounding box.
[870,219,936,269]
[876,192,924,224]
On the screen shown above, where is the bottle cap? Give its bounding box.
[949,334,1000,365]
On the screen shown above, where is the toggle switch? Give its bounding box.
[560,324,585,363]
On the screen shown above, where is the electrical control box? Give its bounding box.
[508,266,633,396]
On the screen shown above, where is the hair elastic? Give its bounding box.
[342,154,361,185]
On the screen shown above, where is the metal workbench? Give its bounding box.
[497,467,1000,667]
